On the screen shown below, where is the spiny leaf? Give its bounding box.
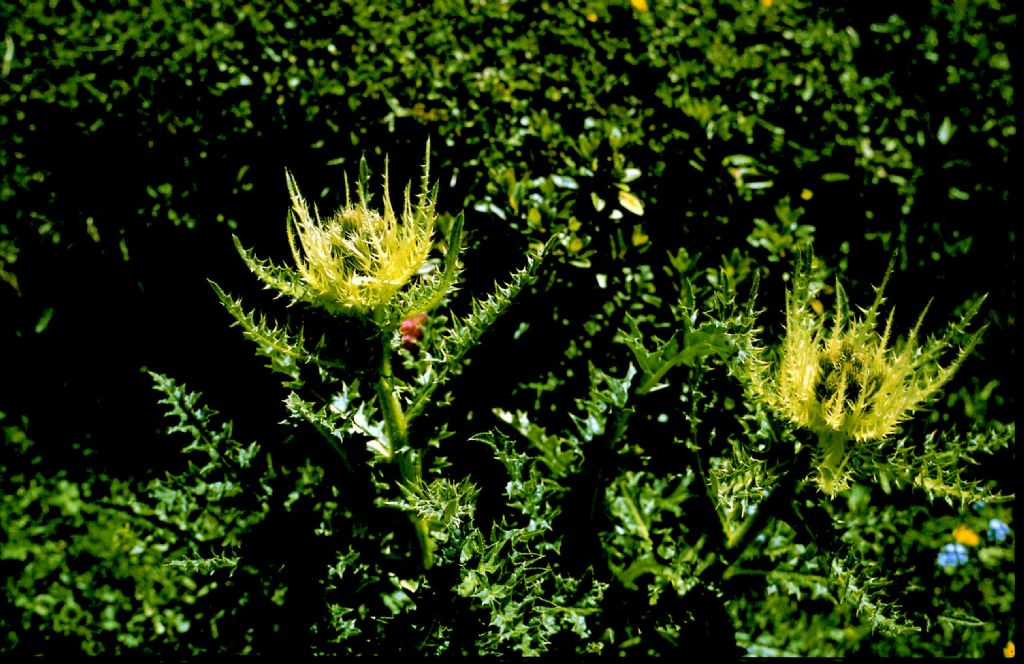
[829,556,920,637]
[149,371,230,457]
[406,237,552,421]
[494,408,576,476]
[146,372,271,544]
[395,210,465,320]
[233,234,314,305]
[618,313,734,394]
[210,280,343,385]
[879,427,1015,508]
[284,391,352,464]
[164,553,241,576]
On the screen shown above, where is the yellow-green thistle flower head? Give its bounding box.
[232,143,463,330]
[284,156,436,319]
[755,253,986,496]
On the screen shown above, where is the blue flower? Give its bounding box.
[987,518,1010,543]
[937,542,968,568]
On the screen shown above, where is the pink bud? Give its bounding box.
[399,313,427,348]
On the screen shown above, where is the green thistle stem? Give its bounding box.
[377,337,409,456]
[817,429,850,497]
[376,328,433,569]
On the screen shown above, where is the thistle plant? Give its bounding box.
[211,143,549,569]
[747,253,988,497]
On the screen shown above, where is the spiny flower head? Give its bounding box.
[233,143,464,332]
[751,253,986,496]
[285,154,436,319]
[772,254,985,442]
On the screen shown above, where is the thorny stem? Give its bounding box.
[377,334,409,458]
[817,429,850,497]
[376,326,434,568]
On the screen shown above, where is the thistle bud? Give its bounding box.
[400,313,427,349]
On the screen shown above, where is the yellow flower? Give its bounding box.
[952,524,981,547]
[284,155,436,318]
[1005,641,1015,658]
[748,253,986,496]
[630,0,649,12]
[233,143,463,330]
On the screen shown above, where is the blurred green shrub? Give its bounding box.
[1,414,205,655]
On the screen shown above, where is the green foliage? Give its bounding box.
[1,0,1014,658]
[1,414,204,655]
[460,430,607,655]
[145,371,274,548]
